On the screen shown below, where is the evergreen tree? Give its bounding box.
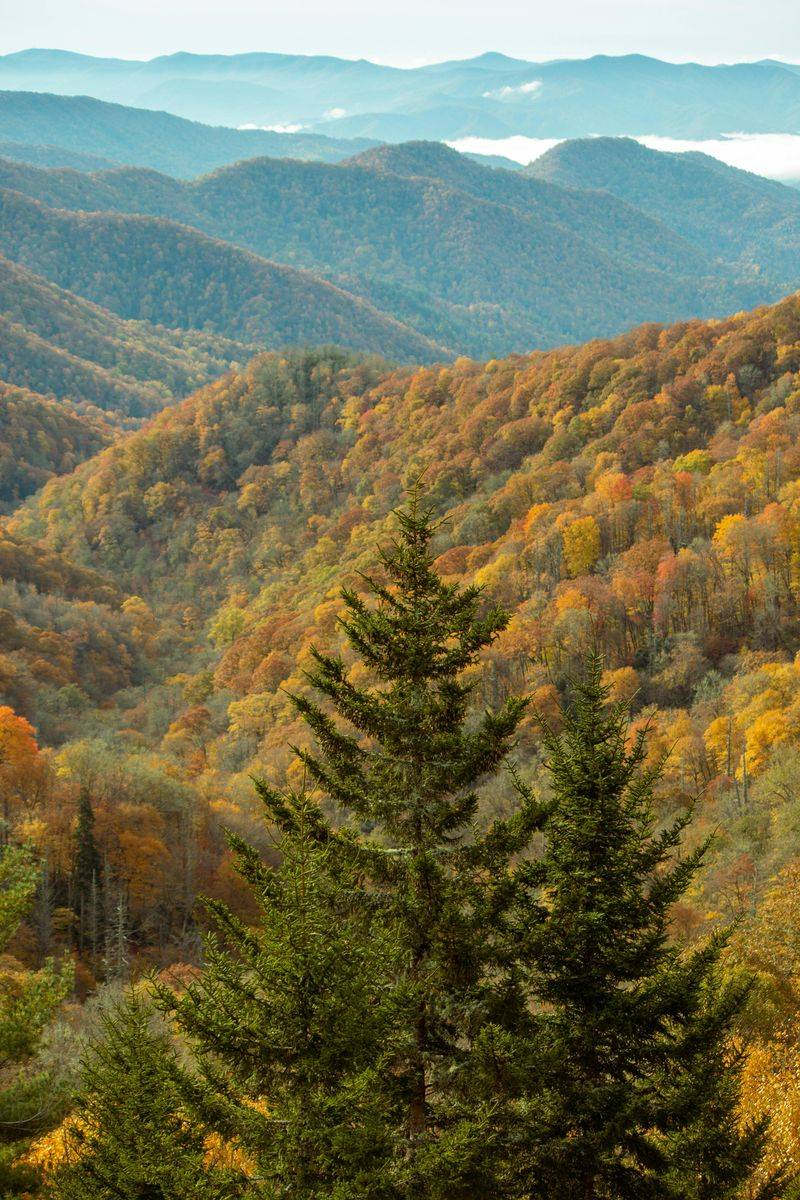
[659,972,782,1200]
[159,788,396,1198]
[73,791,103,960]
[281,491,542,1195]
[161,490,544,1198]
[103,892,129,983]
[510,655,783,1200]
[0,845,72,1194]
[50,992,239,1200]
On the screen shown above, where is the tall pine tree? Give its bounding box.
[72,790,103,961]
[158,787,396,1198]
[162,490,545,1199]
[289,490,547,1197]
[510,654,783,1200]
[50,992,240,1200]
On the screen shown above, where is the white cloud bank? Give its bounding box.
[483,80,543,100]
[239,122,306,133]
[447,132,800,182]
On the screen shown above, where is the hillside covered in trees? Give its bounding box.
[3,138,800,358]
[0,381,111,508]
[9,292,800,1187]
[0,189,443,363]
[0,254,253,419]
[527,136,800,282]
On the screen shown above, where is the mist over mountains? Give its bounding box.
[3,48,800,142]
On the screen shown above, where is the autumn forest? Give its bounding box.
[3,34,800,1200]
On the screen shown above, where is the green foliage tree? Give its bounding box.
[510,656,782,1200]
[0,845,72,1193]
[158,491,545,1198]
[73,790,103,960]
[51,991,238,1200]
[159,788,395,1198]
[284,492,543,1195]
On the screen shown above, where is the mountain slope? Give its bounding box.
[346,140,712,275]
[0,151,767,357]
[16,293,800,629]
[0,189,443,362]
[0,139,118,171]
[0,379,111,508]
[0,254,252,416]
[0,91,376,178]
[13,295,800,818]
[0,524,148,722]
[527,137,800,284]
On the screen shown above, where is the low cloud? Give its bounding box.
[239,122,305,134]
[447,132,800,182]
[483,80,542,100]
[638,133,800,181]
[447,134,560,162]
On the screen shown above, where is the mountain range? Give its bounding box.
[3,50,800,140]
[0,185,442,357]
[0,133,798,363]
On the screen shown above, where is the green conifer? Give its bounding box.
[275,490,543,1196]
[51,992,239,1200]
[161,491,544,1199]
[511,654,783,1200]
[73,790,103,960]
[158,785,396,1197]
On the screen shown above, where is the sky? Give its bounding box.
[0,0,798,65]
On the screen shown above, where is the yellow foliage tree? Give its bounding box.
[562,515,601,577]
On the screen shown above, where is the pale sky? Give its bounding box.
[0,0,797,65]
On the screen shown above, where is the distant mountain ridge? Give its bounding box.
[0,91,378,178]
[3,50,800,140]
[0,139,118,171]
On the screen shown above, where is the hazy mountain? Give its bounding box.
[0,139,118,170]
[0,91,377,178]
[527,137,800,284]
[0,189,444,362]
[3,49,800,140]
[0,146,766,358]
[0,253,253,416]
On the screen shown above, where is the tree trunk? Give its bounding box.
[408,1000,427,1136]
